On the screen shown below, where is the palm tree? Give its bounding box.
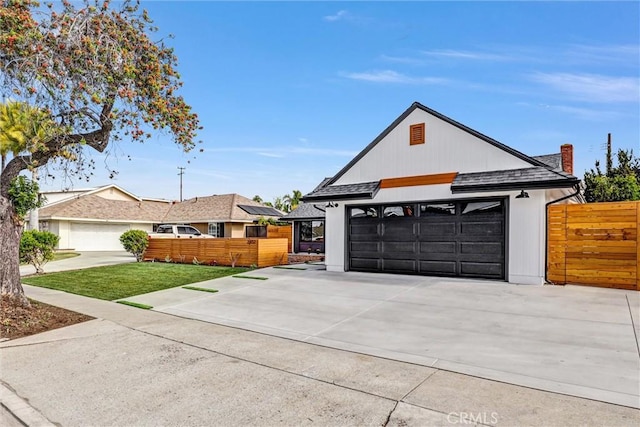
[283,189,303,213]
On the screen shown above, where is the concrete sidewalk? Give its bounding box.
[2,286,639,426]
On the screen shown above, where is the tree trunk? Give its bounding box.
[0,194,29,307]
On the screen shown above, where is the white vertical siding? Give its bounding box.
[507,190,546,285]
[335,109,533,186]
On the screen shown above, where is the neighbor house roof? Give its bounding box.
[532,153,562,171]
[280,203,326,220]
[39,194,171,222]
[39,188,282,225]
[162,193,282,223]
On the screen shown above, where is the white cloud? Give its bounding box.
[518,101,623,121]
[324,10,349,22]
[530,72,640,103]
[298,137,309,144]
[258,152,284,158]
[421,48,517,62]
[342,70,448,85]
[204,146,356,157]
[566,44,640,66]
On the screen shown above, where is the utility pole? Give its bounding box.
[177,167,185,202]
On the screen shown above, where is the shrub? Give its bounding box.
[20,230,60,274]
[119,229,149,262]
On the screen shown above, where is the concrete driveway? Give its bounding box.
[19,251,135,276]
[123,265,640,408]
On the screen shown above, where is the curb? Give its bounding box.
[0,382,55,427]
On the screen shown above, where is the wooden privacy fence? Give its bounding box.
[548,201,639,291]
[143,238,288,268]
[267,225,292,253]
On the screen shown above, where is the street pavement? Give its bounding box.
[2,254,639,425]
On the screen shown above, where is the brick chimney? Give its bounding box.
[560,144,573,175]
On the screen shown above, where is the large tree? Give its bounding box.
[584,148,640,202]
[0,0,200,306]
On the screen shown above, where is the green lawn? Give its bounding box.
[22,263,247,301]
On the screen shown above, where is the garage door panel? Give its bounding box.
[350,222,379,233]
[460,222,503,237]
[382,259,416,272]
[460,262,504,278]
[419,242,456,254]
[381,222,415,240]
[350,241,380,253]
[460,242,503,255]
[350,258,381,270]
[381,241,417,254]
[418,222,456,239]
[419,260,457,275]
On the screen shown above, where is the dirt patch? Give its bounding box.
[1,297,94,340]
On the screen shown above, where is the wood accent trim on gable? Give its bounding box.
[409,123,425,145]
[380,172,458,189]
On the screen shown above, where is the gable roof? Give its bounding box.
[162,193,282,223]
[302,102,579,202]
[324,102,550,188]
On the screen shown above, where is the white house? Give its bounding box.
[302,102,581,285]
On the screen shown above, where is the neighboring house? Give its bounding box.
[161,193,282,238]
[37,185,172,251]
[35,185,282,251]
[302,102,581,285]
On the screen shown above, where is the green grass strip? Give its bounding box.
[273,266,307,270]
[182,286,219,293]
[232,275,269,280]
[116,300,153,310]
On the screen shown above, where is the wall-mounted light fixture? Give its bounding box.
[515,190,530,199]
[325,201,339,208]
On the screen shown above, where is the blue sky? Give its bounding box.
[40,1,640,202]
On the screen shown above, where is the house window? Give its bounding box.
[410,123,425,145]
[420,203,455,215]
[208,222,225,237]
[246,225,267,238]
[350,207,378,218]
[383,205,415,217]
[300,220,324,242]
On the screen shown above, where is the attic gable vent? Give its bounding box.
[409,123,425,145]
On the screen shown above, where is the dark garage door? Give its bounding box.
[348,199,505,279]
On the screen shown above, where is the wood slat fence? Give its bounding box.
[144,238,288,268]
[266,225,292,253]
[547,201,639,291]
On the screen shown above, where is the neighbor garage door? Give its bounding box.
[69,222,131,251]
[348,199,505,279]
